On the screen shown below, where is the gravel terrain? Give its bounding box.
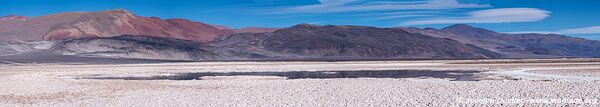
[1,60,600,106]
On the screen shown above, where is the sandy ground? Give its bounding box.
[1,60,600,106]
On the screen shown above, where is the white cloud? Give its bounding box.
[559,26,600,34]
[280,0,490,13]
[401,8,551,25]
[365,11,441,16]
[508,26,600,35]
[356,11,439,20]
[505,31,559,34]
[368,14,435,20]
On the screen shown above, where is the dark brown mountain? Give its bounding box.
[400,24,600,58]
[212,24,504,60]
[0,9,234,42]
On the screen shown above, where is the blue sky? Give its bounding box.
[1,0,600,39]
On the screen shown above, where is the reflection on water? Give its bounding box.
[84,70,486,81]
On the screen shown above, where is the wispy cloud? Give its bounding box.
[505,31,559,34]
[356,11,441,20]
[508,26,600,35]
[400,8,551,25]
[278,0,490,13]
[363,11,443,16]
[368,14,435,20]
[559,26,600,34]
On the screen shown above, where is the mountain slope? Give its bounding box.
[0,9,234,42]
[213,24,504,59]
[0,41,34,56]
[49,35,222,60]
[400,24,600,58]
[209,24,281,33]
[0,12,86,41]
[233,27,281,33]
[0,15,27,21]
[506,33,600,57]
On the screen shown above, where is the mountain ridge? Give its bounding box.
[0,9,234,42]
[213,24,504,60]
[2,9,600,62]
[399,24,600,58]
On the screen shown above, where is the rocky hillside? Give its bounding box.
[210,25,281,33]
[213,24,504,59]
[0,41,34,56]
[44,24,506,61]
[3,9,600,61]
[400,24,600,58]
[0,15,27,21]
[0,9,234,42]
[233,27,280,33]
[49,35,222,60]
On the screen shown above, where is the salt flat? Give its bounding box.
[1,59,600,106]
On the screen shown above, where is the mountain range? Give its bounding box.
[1,9,599,63]
[0,9,234,42]
[400,24,600,58]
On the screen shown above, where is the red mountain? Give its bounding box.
[0,15,28,21]
[0,9,234,42]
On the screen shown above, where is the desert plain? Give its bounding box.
[1,59,600,106]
